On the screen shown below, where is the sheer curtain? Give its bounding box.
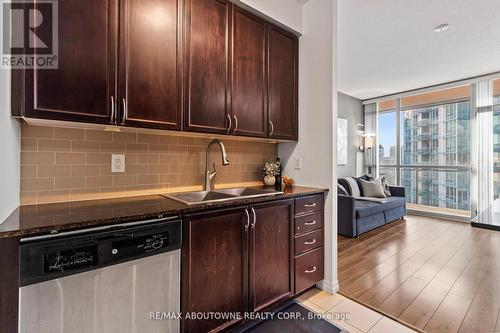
[474,80,494,215]
[364,103,378,177]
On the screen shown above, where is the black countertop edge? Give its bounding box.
[0,186,329,239]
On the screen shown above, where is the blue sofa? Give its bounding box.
[337,179,406,237]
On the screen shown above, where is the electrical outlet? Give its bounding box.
[294,156,302,170]
[111,154,125,173]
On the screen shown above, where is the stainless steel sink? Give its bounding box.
[163,187,283,205]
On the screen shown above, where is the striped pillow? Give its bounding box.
[342,177,361,198]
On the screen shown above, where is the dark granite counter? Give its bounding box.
[0,186,328,239]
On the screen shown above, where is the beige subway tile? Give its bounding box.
[55,177,86,189]
[177,136,198,146]
[21,138,38,152]
[113,132,137,143]
[138,133,159,144]
[159,154,178,164]
[113,175,138,186]
[178,154,198,165]
[21,152,55,164]
[21,125,53,138]
[100,165,113,176]
[38,165,71,177]
[99,186,127,199]
[21,178,54,192]
[20,191,37,205]
[138,174,159,185]
[85,129,113,141]
[36,190,71,204]
[87,152,110,164]
[126,143,148,153]
[86,176,113,188]
[149,143,170,153]
[149,164,171,174]
[54,127,85,140]
[138,154,160,164]
[125,164,149,175]
[100,141,126,153]
[72,140,100,152]
[158,135,177,145]
[125,154,138,165]
[71,165,100,177]
[38,139,71,152]
[149,184,169,191]
[168,145,188,154]
[20,165,37,178]
[159,173,182,184]
[55,152,86,164]
[125,184,150,192]
[70,188,99,201]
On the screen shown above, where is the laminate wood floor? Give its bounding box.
[338,216,500,333]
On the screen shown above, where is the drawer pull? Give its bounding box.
[304,220,316,226]
[304,203,317,208]
[304,239,316,245]
[305,266,317,274]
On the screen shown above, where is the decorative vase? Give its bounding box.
[263,175,276,186]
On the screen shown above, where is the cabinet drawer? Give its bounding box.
[295,211,323,235]
[295,194,323,216]
[295,229,323,255]
[295,247,324,294]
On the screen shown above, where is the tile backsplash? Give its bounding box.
[20,124,277,205]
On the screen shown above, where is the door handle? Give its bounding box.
[304,239,316,245]
[250,207,256,229]
[226,114,232,134]
[304,203,317,208]
[244,209,250,231]
[304,220,316,226]
[305,266,317,274]
[110,96,115,124]
[269,120,274,137]
[233,114,238,134]
[121,98,127,125]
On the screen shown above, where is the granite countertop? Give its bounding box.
[0,186,328,239]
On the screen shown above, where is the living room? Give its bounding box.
[330,1,500,332]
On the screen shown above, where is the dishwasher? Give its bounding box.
[19,216,181,333]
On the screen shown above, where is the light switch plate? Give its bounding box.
[111,154,125,173]
[294,156,302,170]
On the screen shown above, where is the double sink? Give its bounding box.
[163,187,284,205]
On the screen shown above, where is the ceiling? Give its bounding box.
[338,0,500,100]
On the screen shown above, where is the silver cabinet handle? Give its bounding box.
[226,114,232,134]
[245,209,250,231]
[110,96,115,124]
[304,220,316,226]
[121,98,127,125]
[251,207,256,229]
[304,239,317,245]
[305,266,317,274]
[304,203,317,208]
[233,114,238,134]
[269,120,274,137]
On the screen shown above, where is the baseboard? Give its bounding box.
[317,279,339,294]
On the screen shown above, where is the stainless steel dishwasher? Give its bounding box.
[19,217,181,333]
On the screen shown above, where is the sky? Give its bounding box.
[378,112,397,156]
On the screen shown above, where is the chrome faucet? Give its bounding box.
[204,139,230,191]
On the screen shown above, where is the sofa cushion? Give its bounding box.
[384,196,406,209]
[340,177,361,197]
[355,196,406,218]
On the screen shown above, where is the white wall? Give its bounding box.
[238,0,303,33]
[278,0,338,293]
[0,68,20,222]
[338,92,363,178]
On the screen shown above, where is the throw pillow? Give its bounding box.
[337,184,349,195]
[342,177,361,198]
[355,175,374,196]
[359,178,387,198]
[381,176,392,197]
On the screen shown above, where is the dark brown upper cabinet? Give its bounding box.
[268,25,298,141]
[13,0,118,124]
[230,7,267,138]
[183,0,231,134]
[118,0,181,130]
[249,200,293,312]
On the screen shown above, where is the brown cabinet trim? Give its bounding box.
[0,237,19,333]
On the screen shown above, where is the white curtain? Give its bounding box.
[364,103,378,177]
[475,80,494,215]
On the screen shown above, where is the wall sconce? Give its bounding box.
[364,136,375,149]
[357,124,365,151]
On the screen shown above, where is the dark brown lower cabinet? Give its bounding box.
[181,200,293,332]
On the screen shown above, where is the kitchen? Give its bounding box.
[0,0,337,332]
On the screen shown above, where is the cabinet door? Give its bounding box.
[249,200,294,312]
[119,0,181,130]
[24,0,117,124]
[231,7,267,137]
[181,208,248,333]
[184,0,231,134]
[268,25,298,141]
